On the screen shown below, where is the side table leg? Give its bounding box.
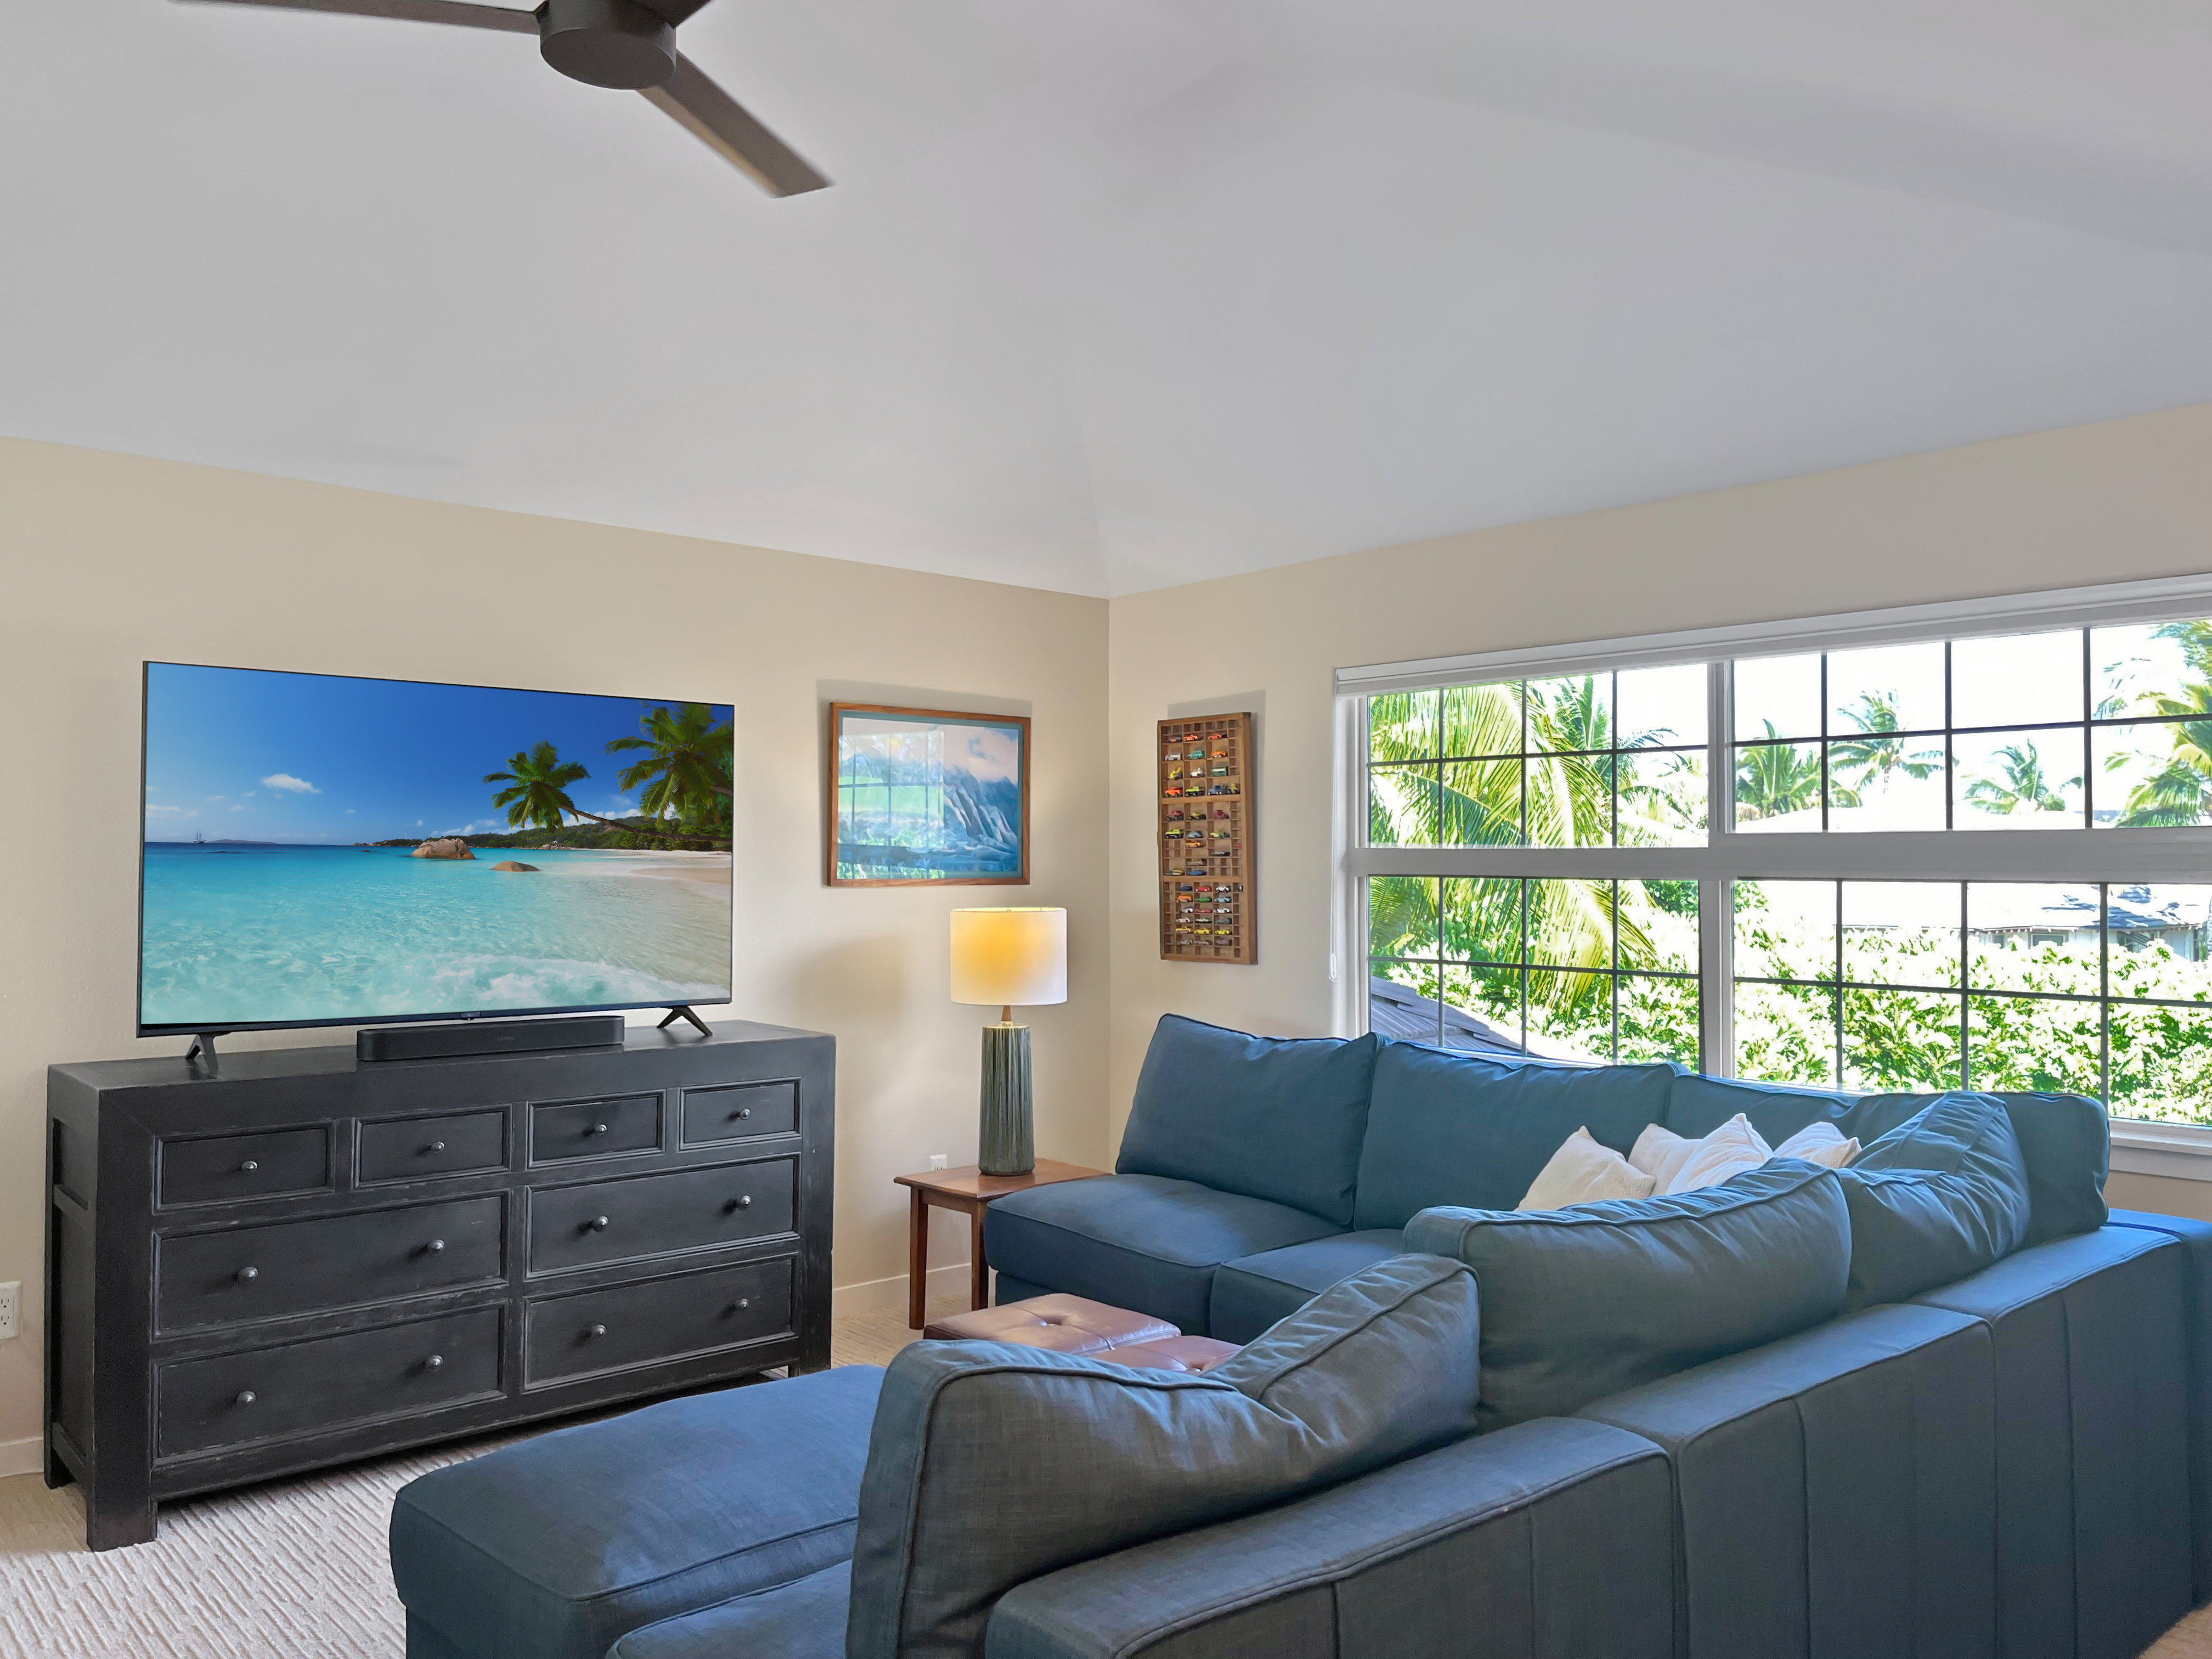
[969,1205,989,1311]
[907,1188,929,1330]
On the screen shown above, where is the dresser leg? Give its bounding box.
[43,1436,72,1489]
[86,1488,159,1551]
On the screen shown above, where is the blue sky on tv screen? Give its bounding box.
[143,663,732,844]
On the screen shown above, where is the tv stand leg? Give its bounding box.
[86,1483,159,1551]
[657,1006,713,1037]
[184,1032,225,1069]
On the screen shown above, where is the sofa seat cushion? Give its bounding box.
[607,1562,849,1659]
[1405,1160,1850,1430]
[983,1172,1345,1335]
[1209,1229,1409,1344]
[1353,1042,1682,1229]
[1839,1093,2032,1308]
[847,1255,1482,1659]
[390,1367,882,1659]
[1116,1015,1383,1225]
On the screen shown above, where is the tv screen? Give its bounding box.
[139,662,735,1035]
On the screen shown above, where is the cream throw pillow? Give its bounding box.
[1628,1124,1698,1192]
[1774,1121,1861,1168]
[1631,1114,1774,1196]
[1519,1127,1657,1211]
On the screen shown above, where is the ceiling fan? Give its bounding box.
[176,0,829,195]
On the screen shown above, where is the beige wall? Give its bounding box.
[1105,402,2212,1146]
[0,439,1110,1458]
[8,399,2212,1462]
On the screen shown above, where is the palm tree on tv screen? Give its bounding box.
[606,703,733,837]
[483,737,713,848]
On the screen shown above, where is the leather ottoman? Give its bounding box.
[924,1293,1241,1372]
[923,1293,1176,1352]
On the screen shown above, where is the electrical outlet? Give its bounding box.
[928,1153,950,1171]
[0,1281,19,1340]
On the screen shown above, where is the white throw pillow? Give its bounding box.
[1655,1113,1774,1196]
[1629,1124,1697,1191]
[1519,1127,1657,1211]
[1773,1120,1860,1169]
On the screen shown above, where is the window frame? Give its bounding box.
[1333,572,2212,1173]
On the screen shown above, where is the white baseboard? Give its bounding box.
[0,1436,43,1480]
[832,1262,988,1318]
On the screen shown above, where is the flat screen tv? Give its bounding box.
[139,662,735,1037]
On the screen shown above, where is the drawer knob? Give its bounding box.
[426,1239,445,1254]
[235,1390,256,1407]
[586,1323,607,1339]
[727,1195,753,1212]
[586,1122,610,1136]
[239,1160,259,1173]
[729,1297,750,1312]
[588,1215,611,1232]
[735,1108,752,1120]
[425,1354,444,1370]
[236,1266,258,1282]
[428,1141,447,1154]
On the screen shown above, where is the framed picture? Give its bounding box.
[828,703,1031,886]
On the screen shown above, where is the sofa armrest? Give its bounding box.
[983,1419,1671,1659]
[2107,1210,2212,1605]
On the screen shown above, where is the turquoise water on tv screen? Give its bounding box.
[141,844,732,1028]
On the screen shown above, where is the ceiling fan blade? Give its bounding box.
[640,54,829,196]
[174,0,538,33]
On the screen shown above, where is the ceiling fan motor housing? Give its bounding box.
[539,0,678,90]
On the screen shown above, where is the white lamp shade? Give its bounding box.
[950,908,1068,1008]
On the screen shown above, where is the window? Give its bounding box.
[1342,581,2212,1128]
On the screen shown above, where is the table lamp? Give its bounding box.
[949,907,1067,1176]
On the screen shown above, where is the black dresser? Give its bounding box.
[44,1020,833,1549]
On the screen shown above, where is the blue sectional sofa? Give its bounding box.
[392,1014,2212,1659]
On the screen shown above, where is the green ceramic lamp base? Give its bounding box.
[979,1021,1035,1176]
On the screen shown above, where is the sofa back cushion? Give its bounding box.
[1666,1073,2107,1245]
[844,1254,1480,1659]
[1115,1016,1381,1225]
[1353,1042,1681,1230]
[1403,1161,1849,1430]
[1838,1093,2034,1308]
[1848,1090,2105,1245]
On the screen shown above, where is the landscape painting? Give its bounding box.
[829,703,1029,885]
[140,662,735,1031]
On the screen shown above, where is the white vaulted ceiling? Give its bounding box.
[5,0,2212,595]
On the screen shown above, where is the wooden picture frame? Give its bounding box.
[1158,712,1256,963]
[828,703,1031,887]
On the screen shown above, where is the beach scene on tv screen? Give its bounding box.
[140,663,735,1029]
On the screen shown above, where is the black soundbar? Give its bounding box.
[357,1014,628,1063]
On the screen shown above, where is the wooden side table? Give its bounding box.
[893,1159,1106,1328]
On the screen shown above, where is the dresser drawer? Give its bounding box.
[681,1081,798,1147]
[530,1094,661,1163]
[359,1110,507,1186]
[159,1127,331,1208]
[157,1308,502,1460]
[529,1158,795,1276]
[525,1257,794,1387]
[158,1197,504,1333]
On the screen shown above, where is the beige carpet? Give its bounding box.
[5,1291,2210,1657]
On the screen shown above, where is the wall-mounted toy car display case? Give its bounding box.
[1156,713,1256,964]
